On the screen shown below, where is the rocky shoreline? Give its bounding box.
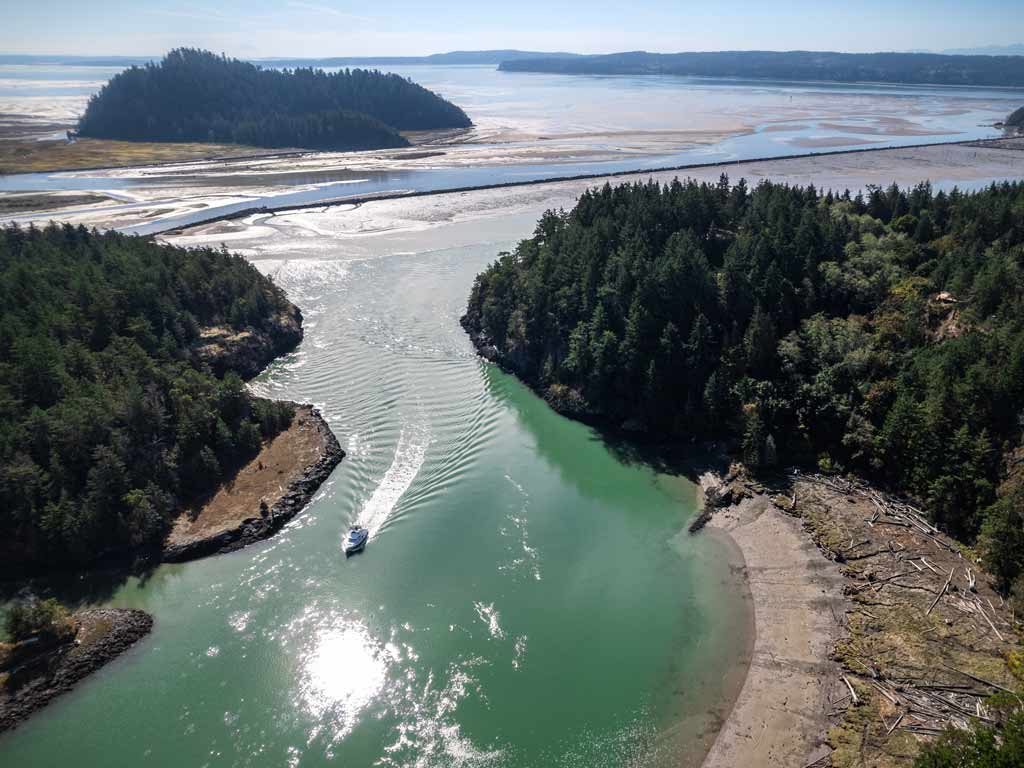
[162,406,345,563]
[193,303,304,380]
[460,322,614,429]
[165,297,346,563]
[0,608,153,734]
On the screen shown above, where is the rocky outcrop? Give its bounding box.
[460,319,612,429]
[193,302,303,380]
[689,467,751,533]
[161,407,345,563]
[0,608,153,733]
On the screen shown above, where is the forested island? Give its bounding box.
[498,50,1024,87]
[76,48,472,151]
[0,224,313,576]
[1007,106,1024,130]
[463,178,1024,593]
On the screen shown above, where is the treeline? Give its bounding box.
[463,177,1024,594]
[499,50,1024,87]
[77,48,472,151]
[1007,106,1024,128]
[0,224,296,573]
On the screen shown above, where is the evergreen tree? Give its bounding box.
[462,177,1024,589]
[77,48,472,151]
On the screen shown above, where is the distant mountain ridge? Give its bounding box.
[5,47,1023,71]
[497,50,1024,87]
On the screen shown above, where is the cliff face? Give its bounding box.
[193,302,303,379]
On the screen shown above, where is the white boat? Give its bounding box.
[344,526,368,555]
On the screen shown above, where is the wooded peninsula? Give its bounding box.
[0,224,306,575]
[463,178,1024,593]
[76,48,472,151]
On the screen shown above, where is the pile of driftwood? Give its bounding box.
[831,666,1019,739]
[790,470,1020,741]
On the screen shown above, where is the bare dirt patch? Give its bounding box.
[163,405,343,561]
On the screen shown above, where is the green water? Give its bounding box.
[0,240,750,768]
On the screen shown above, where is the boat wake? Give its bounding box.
[356,425,429,537]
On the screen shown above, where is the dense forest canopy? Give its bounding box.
[77,48,472,151]
[0,224,295,574]
[499,50,1024,87]
[463,177,1024,595]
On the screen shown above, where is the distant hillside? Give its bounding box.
[0,54,155,66]
[257,50,581,68]
[0,50,581,69]
[499,50,1024,87]
[1008,106,1024,128]
[77,48,472,151]
[943,43,1024,57]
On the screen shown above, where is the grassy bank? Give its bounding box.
[0,137,273,175]
[0,192,112,214]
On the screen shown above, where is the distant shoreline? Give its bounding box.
[498,50,1024,89]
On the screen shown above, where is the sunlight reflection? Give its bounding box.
[300,622,390,741]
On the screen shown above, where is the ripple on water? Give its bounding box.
[290,604,506,767]
[472,601,506,641]
[498,474,542,582]
[378,657,506,768]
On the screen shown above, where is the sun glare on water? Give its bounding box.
[300,622,391,742]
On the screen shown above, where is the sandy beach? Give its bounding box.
[701,489,847,768]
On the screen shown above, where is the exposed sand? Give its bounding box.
[7,140,1024,237]
[702,491,846,768]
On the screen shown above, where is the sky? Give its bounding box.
[2,0,1023,58]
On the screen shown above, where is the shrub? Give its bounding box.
[4,598,74,642]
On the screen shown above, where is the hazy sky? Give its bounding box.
[3,0,1023,57]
